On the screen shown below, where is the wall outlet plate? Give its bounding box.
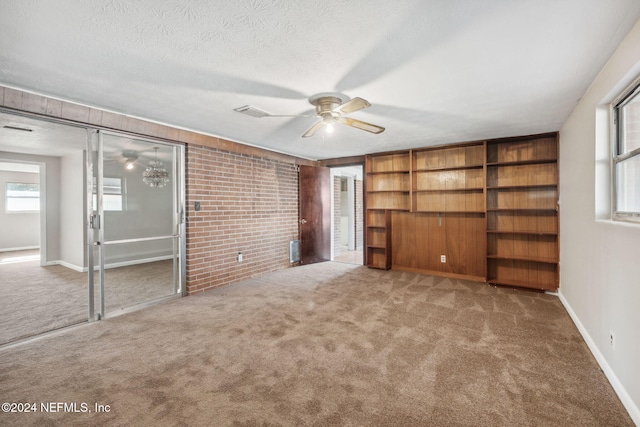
[440,255,446,263]
[609,331,614,349]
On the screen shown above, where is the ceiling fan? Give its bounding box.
[236,93,385,138]
[104,150,140,170]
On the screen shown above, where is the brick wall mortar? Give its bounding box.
[185,144,299,294]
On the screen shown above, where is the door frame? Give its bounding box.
[87,129,186,320]
[329,165,364,262]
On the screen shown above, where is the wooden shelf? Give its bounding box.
[414,188,484,193]
[365,209,392,270]
[487,208,557,212]
[367,190,410,193]
[486,159,556,167]
[487,230,557,236]
[413,210,486,214]
[486,184,557,190]
[367,244,387,249]
[366,152,411,174]
[413,165,483,172]
[367,169,411,175]
[486,163,557,188]
[413,143,484,171]
[486,134,558,164]
[487,255,557,264]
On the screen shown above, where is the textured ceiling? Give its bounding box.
[1,0,640,160]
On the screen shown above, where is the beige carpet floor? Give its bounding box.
[0,253,175,345]
[0,262,632,426]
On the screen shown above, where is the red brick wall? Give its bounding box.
[186,145,299,294]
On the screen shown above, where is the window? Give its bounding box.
[6,182,40,212]
[93,177,124,211]
[613,78,640,221]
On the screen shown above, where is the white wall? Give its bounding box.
[59,151,85,269]
[0,170,40,250]
[0,152,61,262]
[559,17,640,424]
[101,159,174,265]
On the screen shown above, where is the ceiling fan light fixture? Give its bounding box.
[325,122,335,133]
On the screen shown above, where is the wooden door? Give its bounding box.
[299,165,331,264]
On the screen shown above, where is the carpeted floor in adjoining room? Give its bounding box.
[0,253,175,345]
[0,262,633,426]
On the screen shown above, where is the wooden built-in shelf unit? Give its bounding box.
[364,132,559,291]
[365,153,408,269]
[365,209,392,270]
[485,134,559,290]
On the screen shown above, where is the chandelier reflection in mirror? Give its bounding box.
[142,147,170,188]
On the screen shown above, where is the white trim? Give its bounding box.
[0,246,39,253]
[38,162,47,267]
[49,255,174,273]
[559,291,640,425]
[47,260,84,272]
[596,218,640,229]
[102,254,174,270]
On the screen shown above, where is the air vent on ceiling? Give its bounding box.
[234,105,270,118]
[3,125,33,132]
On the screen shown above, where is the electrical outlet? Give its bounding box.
[440,255,446,263]
[238,252,243,262]
[609,331,614,349]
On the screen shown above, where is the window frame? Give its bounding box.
[92,176,126,212]
[5,182,40,213]
[612,75,640,223]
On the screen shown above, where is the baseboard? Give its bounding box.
[47,260,84,272]
[558,291,640,425]
[0,246,39,253]
[49,255,175,273]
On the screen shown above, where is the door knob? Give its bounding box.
[300,219,307,224]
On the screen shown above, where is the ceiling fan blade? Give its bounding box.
[335,97,371,114]
[266,114,316,118]
[234,105,315,119]
[337,117,385,134]
[302,120,325,138]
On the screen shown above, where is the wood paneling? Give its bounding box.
[413,144,484,170]
[393,212,485,278]
[391,211,416,269]
[486,135,557,164]
[413,191,484,213]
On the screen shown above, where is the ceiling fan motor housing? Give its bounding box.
[310,95,347,122]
